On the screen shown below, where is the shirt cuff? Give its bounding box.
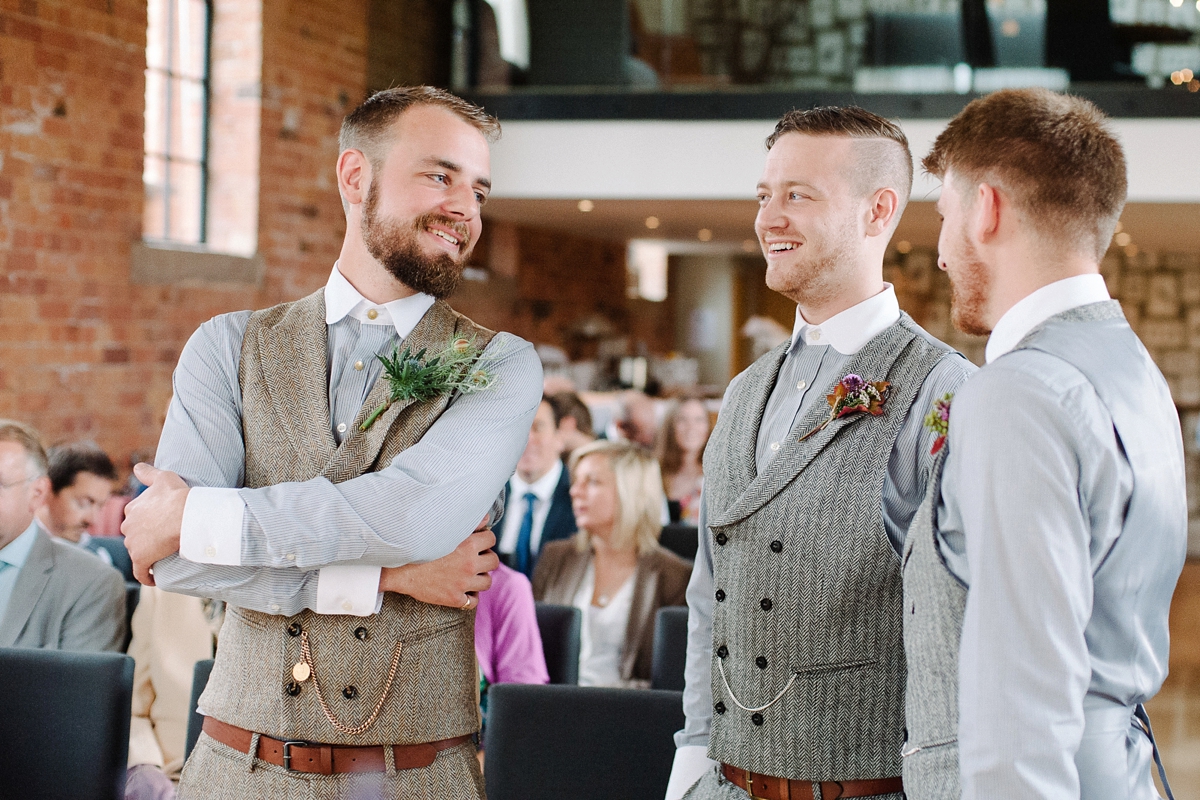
[316,565,384,616]
[665,745,715,800]
[179,487,245,566]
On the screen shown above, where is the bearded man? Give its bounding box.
[902,89,1185,799]
[120,87,541,799]
[665,107,974,800]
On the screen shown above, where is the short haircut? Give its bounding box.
[568,440,664,557]
[767,106,913,219]
[339,86,501,169]
[0,419,49,478]
[46,441,117,494]
[923,88,1126,261]
[547,391,593,435]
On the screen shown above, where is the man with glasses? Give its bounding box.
[0,419,125,651]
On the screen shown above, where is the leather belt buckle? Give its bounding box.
[744,768,771,800]
[283,740,334,774]
[281,740,308,771]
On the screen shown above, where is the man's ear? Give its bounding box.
[972,182,1003,244]
[864,187,902,237]
[28,475,51,514]
[337,149,371,208]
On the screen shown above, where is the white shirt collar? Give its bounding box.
[323,263,437,340]
[510,459,563,503]
[984,274,1110,364]
[790,284,901,356]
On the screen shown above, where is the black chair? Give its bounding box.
[0,647,134,800]
[650,606,689,691]
[184,658,215,760]
[659,523,698,562]
[534,602,581,685]
[90,536,135,583]
[123,582,140,651]
[485,684,684,800]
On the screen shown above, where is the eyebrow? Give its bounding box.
[756,180,819,193]
[422,157,491,191]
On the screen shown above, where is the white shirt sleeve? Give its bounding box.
[315,565,384,616]
[179,487,246,566]
[665,745,716,800]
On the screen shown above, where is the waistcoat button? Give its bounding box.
[760,598,772,611]
[755,656,767,669]
[287,622,302,637]
[770,540,783,553]
[717,645,728,659]
[715,532,728,546]
[355,626,369,640]
[715,589,726,602]
[714,702,726,714]
[751,713,764,726]
[285,681,301,697]
[343,685,358,699]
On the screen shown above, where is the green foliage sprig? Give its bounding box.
[359,336,496,432]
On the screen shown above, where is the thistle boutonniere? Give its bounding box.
[359,336,496,432]
[798,374,890,442]
[923,393,953,455]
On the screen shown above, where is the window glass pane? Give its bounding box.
[144,69,167,157]
[143,154,168,240]
[146,0,167,70]
[172,0,209,80]
[167,161,204,244]
[169,77,206,162]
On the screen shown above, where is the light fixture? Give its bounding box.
[1190,79,1200,92]
[627,240,669,301]
[1183,69,1195,83]
[1171,71,1183,86]
[645,216,660,230]
[577,199,594,212]
[698,228,713,242]
[1114,232,1132,247]
[896,240,913,254]
[742,239,759,253]
[1170,0,1182,7]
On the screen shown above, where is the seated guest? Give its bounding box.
[654,396,711,524]
[0,420,125,651]
[125,587,223,800]
[548,391,596,458]
[499,397,575,577]
[532,441,690,687]
[36,441,118,564]
[610,390,658,448]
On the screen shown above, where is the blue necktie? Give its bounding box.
[514,491,538,577]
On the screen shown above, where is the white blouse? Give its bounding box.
[572,562,636,688]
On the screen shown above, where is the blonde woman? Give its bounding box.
[532,440,691,688]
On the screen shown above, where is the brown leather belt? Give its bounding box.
[201,716,472,774]
[722,763,903,800]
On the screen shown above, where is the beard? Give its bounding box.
[764,219,857,307]
[360,182,472,300]
[946,232,992,337]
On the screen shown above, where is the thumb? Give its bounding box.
[132,462,161,485]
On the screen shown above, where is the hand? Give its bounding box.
[380,528,498,609]
[121,463,191,586]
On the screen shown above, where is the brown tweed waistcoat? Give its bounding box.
[197,289,495,745]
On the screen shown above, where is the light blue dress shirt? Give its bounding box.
[0,521,40,625]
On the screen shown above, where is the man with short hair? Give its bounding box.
[37,441,118,563]
[902,88,1185,800]
[666,107,974,800]
[0,420,125,652]
[498,398,576,578]
[120,87,542,799]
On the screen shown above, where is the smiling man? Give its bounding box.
[665,107,974,800]
[120,87,542,800]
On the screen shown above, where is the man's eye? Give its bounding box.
[431,174,447,184]
[475,192,486,204]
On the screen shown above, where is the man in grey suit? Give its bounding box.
[0,419,126,652]
[902,88,1185,799]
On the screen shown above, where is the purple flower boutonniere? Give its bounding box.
[923,392,953,455]
[799,374,890,442]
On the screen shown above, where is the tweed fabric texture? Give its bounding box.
[199,290,495,750]
[704,313,951,781]
[899,448,962,800]
[179,732,485,800]
[681,763,903,800]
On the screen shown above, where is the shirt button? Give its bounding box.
[337,422,347,434]
[354,360,364,371]
[341,600,354,612]
[810,328,822,341]
[285,553,296,562]
[366,308,379,320]
[770,442,780,452]
[270,603,281,612]
[796,380,806,390]
[204,545,216,557]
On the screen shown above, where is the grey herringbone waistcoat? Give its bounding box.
[705,313,950,781]
[899,448,962,800]
[198,290,495,745]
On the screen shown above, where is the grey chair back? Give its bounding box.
[659,523,698,562]
[90,537,134,583]
[484,683,684,800]
[534,602,581,684]
[0,647,134,800]
[184,658,216,760]
[650,605,689,691]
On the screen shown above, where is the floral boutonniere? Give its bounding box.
[923,393,953,455]
[359,336,496,432]
[799,374,890,442]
